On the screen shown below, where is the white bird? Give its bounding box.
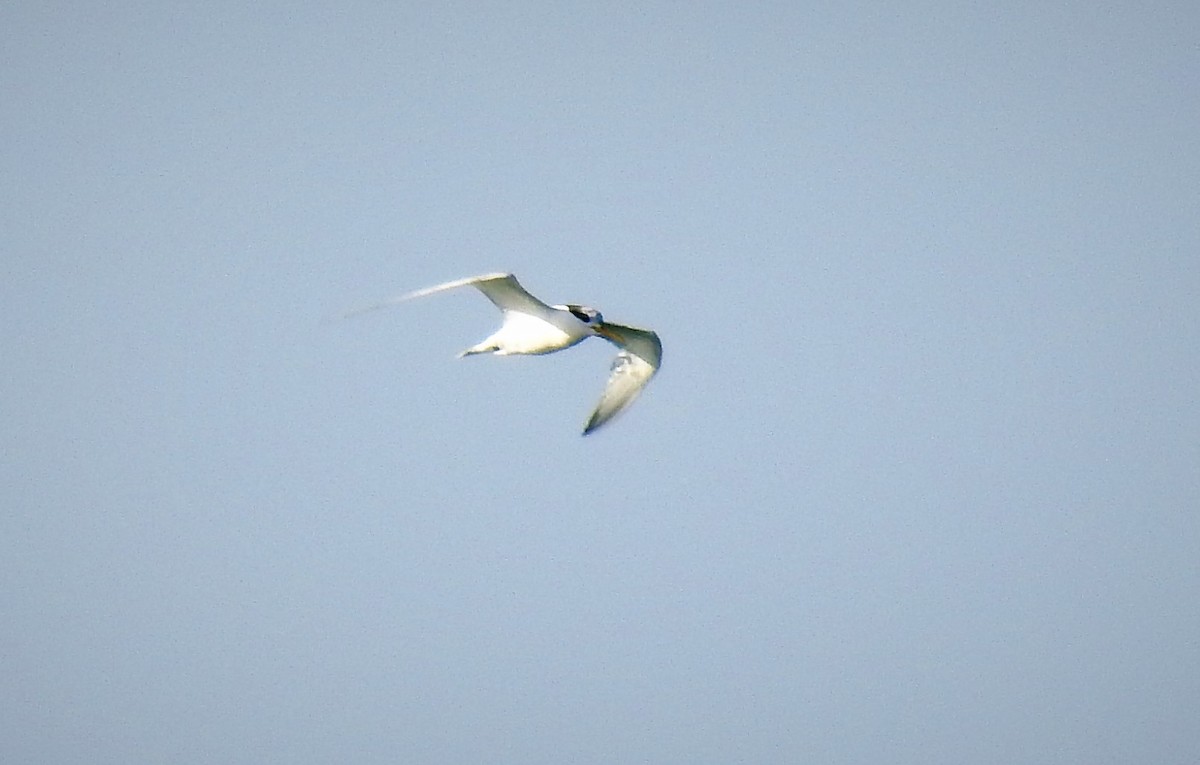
[348,272,662,435]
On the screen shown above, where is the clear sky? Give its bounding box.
[4,2,1198,763]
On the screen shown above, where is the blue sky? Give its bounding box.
[4,2,1198,763]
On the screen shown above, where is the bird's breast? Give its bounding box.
[496,310,590,355]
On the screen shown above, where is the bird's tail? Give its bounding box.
[457,342,500,358]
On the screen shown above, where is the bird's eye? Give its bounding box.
[568,305,599,323]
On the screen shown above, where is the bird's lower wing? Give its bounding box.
[584,323,662,435]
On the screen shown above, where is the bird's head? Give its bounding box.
[560,304,604,327]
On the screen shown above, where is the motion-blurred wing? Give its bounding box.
[584,323,662,435]
[345,272,551,317]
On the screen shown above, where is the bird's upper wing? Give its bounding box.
[345,272,551,317]
[584,322,662,435]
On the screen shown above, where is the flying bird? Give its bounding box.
[348,272,662,435]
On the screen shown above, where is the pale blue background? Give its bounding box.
[4,2,1198,763]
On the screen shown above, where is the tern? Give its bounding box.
[349,272,662,435]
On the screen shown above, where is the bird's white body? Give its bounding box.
[461,300,591,357]
[349,272,661,435]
